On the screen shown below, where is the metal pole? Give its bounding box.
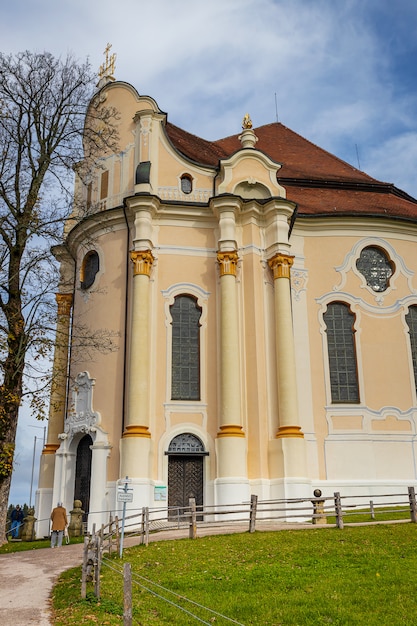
[119,476,128,558]
[29,436,37,508]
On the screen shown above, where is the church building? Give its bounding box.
[36,56,417,534]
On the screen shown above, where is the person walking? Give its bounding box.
[10,505,24,539]
[50,502,68,548]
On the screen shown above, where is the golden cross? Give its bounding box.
[98,43,116,79]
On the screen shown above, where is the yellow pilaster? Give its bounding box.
[268,253,303,439]
[215,250,247,484]
[123,250,154,437]
[216,251,244,437]
[120,250,154,480]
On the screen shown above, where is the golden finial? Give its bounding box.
[98,43,116,81]
[242,113,253,129]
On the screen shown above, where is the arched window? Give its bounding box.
[180,174,193,194]
[80,251,99,290]
[323,302,360,403]
[406,305,417,395]
[356,246,393,292]
[170,295,201,400]
[168,433,205,454]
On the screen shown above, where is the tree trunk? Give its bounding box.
[0,397,20,544]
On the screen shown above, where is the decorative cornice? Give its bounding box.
[217,250,239,277]
[276,425,304,439]
[122,425,151,438]
[268,253,294,279]
[217,424,245,438]
[56,293,73,316]
[130,250,154,276]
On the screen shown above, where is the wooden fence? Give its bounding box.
[80,486,417,623]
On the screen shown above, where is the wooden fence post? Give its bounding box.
[249,494,258,533]
[94,533,101,599]
[189,498,197,539]
[124,562,133,626]
[141,507,146,545]
[144,507,150,546]
[370,500,375,520]
[115,516,120,556]
[81,535,89,599]
[334,492,344,529]
[108,515,113,556]
[408,486,417,523]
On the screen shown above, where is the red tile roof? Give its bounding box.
[165,121,417,221]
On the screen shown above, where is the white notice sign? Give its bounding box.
[117,491,133,502]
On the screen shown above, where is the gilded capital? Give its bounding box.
[56,293,73,316]
[217,250,239,277]
[130,250,154,276]
[268,253,294,280]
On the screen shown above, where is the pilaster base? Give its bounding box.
[216,434,247,478]
[268,434,308,479]
[120,434,152,479]
[214,477,251,520]
[35,488,53,538]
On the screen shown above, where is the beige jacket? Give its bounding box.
[50,506,68,531]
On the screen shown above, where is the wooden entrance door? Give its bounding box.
[168,455,203,520]
[74,434,92,518]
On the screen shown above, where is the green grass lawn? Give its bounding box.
[51,523,417,625]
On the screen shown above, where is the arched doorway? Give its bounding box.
[167,433,207,520]
[74,434,92,519]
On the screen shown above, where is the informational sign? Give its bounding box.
[154,486,167,501]
[117,491,133,502]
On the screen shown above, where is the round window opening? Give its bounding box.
[356,246,394,293]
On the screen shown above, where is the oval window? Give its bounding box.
[180,175,192,194]
[81,251,99,290]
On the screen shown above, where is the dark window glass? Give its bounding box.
[81,251,99,290]
[324,302,360,403]
[171,295,201,400]
[406,306,417,395]
[356,246,393,292]
[181,175,192,194]
[168,433,205,453]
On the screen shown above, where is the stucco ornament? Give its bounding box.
[64,371,101,437]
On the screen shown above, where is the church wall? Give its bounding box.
[298,222,417,488]
[70,225,128,483]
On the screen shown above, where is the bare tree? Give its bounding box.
[0,50,119,542]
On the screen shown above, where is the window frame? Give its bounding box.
[180,174,193,195]
[170,294,202,401]
[80,250,100,290]
[323,301,360,404]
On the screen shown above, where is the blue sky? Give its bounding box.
[2,0,417,505]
